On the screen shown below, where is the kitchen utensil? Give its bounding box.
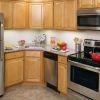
[90,52,100,61]
[75,43,81,53]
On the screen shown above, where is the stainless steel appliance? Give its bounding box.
[77,9,100,30]
[0,13,4,96]
[44,51,58,90]
[68,39,100,100]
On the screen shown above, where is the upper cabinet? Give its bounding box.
[78,0,100,9]
[54,1,65,29]
[12,1,28,29]
[0,1,28,29]
[29,3,43,28]
[78,0,93,9]
[28,2,53,29]
[26,0,53,2]
[64,0,77,30]
[0,0,77,30]
[0,1,12,29]
[54,0,77,30]
[43,2,53,28]
[95,0,100,7]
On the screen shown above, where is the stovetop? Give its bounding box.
[68,52,100,67]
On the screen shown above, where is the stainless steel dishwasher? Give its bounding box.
[44,51,58,90]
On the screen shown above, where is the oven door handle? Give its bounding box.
[68,60,100,73]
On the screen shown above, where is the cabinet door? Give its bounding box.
[0,1,12,28]
[54,1,64,29]
[12,1,28,28]
[58,63,67,94]
[64,0,77,30]
[95,0,100,7]
[26,0,53,2]
[43,2,53,28]
[78,0,93,9]
[25,57,41,82]
[5,58,23,87]
[29,3,43,28]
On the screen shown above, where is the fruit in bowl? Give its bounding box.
[57,41,67,51]
[57,41,65,47]
[62,45,67,51]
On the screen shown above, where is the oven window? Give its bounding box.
[71,65,99,92]
[77,15,100,27]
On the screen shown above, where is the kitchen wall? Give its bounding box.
[4,30,100,50]
[4,30,40,46]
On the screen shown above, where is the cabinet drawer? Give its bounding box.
[5,51,24,60]
[58,55,67,64]
[25,51,41,57]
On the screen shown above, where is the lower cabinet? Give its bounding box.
[24,51,44,83]
[58,56,67,94]
[24,57,41,82]
[5,58,23,87]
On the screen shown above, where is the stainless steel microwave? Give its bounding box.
[77,9,100,30]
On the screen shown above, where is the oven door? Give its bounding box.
[77,15,100,30]
[68,60,100,100]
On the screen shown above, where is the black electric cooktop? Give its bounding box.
[68,52,100,67]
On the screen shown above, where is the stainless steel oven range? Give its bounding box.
[68,39,100,100]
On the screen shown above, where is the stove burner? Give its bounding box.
[68,52,100,67]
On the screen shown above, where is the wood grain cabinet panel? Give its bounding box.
[12,1,28,28]
[0,1,12,29]
[5,51,24,60]
[24,57,41,82]
[58,63,67,94]
[25,51,41,57]
[5,58,23,87]
[64,0,77,30]
[29,3,43,28]
[24,51,44,83]
[58,55,67,64]
[95,0,100,7]
[78,0,93,9]
[58,56,67,94]
[43,2,53,28]
[26,0,53,2]
[54,1,64,29]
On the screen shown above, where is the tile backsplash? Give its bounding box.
[4,30,100,50]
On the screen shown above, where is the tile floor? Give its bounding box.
[0,84,91,100]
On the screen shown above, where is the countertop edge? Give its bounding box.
[4,46,75,57]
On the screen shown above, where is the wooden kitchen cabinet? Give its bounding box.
[95,0,100,7]
[12,1,28,28]
[54,1,64,29]
[28,2,53,29]
[28,3,43,28]
[58,56,67,94]
[5,52,24,87]
[24,51,44,83]
[0,1,28,29]
[26,0,53,3]
[43,2,53,28]
[65,0,77,30]
[0,1,12,29]
[54,0,77,30]
[64,0,77,30]
[24,57,41,82]
[78,0,94,9]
